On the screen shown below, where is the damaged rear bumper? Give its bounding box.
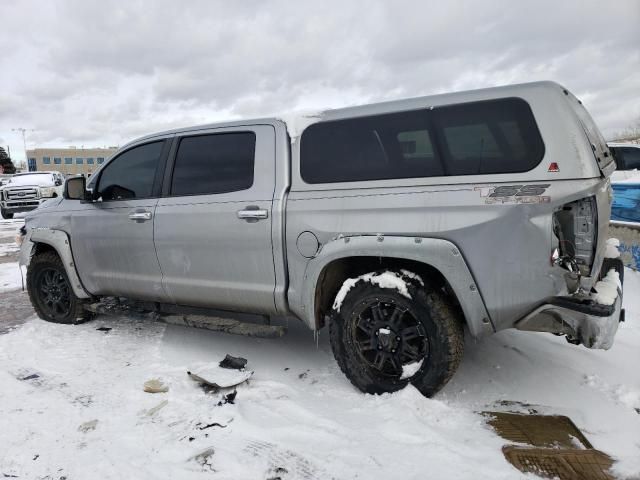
[516,258,624,350]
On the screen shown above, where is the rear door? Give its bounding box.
[153,125,277,313]
[71,139,170,300]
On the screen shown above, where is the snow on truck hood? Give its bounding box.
[5,174,56,187]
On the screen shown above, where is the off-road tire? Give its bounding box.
[329,273,464,397]
[27,251,91,324]
[1,209,14,219]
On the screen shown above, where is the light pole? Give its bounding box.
[12,128,33,171]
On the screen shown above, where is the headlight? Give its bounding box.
[40,187,56,198]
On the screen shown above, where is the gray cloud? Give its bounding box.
[0,0,638,163]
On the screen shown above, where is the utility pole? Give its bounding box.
[12,128,33,171]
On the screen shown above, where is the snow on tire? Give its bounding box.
[329,270,464,397]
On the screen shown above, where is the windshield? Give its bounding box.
[7,174,56,186]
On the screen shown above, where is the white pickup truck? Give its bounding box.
[0,171,65,219]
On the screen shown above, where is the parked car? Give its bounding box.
[606,143,640,225]
[0,171,65,219]
[608,142,640,182]
[18,81,624,397]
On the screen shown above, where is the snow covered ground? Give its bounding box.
[0,219,639,479]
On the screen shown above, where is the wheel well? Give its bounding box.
[314,256,463,329]
[32,242,58,258]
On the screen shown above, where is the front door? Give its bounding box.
[71,140,169,301]
[153,125,277,313]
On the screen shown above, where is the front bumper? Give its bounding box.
[1,199,46,213]
[516,258,624,350]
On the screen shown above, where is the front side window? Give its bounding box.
[170,132,255,196]
[97,157,105,164]
[87,158,95,164]
[300,97,544,183]
[54,157,61,165]
[97,141,163,201]
[76,158,83,164]
[65,157,72,164]
[43,157,51,164]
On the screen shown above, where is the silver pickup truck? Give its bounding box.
[18,81,624,397]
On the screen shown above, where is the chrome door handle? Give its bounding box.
[237,207,269,221]
[128,211,152,221]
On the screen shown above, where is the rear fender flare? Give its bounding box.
[298,235,494,337]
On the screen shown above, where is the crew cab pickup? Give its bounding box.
[1,171,64,219]
[18,81,624,397]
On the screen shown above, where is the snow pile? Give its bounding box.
[332,271,412,312]
[592,269,621,306]
[0,271,639,477]
[605,238,621,259]
[400,269,425,286]
[0,262,22,293]
[400,359,424,380]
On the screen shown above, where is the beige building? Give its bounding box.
[26,147,118,176]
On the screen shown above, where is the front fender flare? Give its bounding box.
[19,228,92,299]
[296,235,494,338]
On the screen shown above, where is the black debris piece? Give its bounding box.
[217,391,237,406]
[96,327,112,333]
[198,422,227,430]
[32,454,39,461]
[219,354,247,370]
[284,367,289,371]
[19,374,39,381]
[267,466,288,480]
[188,437,195,442]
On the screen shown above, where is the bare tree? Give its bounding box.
[0,147,17,174]
[610,117,640,143]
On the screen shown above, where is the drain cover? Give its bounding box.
[484,412,593,449]
[502,446,614,480]
[484,412,615,479]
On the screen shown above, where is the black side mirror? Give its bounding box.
[64,176,87,200]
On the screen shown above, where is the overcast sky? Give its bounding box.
[0,0,638,163]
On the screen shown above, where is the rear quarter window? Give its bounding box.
[300,97,545,183]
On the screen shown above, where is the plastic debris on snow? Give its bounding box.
[187,363,253,391]
[605,238,621,259]
[143,378,170,393]
[400,359,424,380]
[592,270,621,306]
[78,419,98,433]
[333,271,412,312]
[145,399,169,417]
[188,447,215,470]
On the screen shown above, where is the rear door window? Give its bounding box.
[300,97,544,183]
[170,132,256,196]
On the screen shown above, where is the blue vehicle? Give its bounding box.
[608,143,640,269]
